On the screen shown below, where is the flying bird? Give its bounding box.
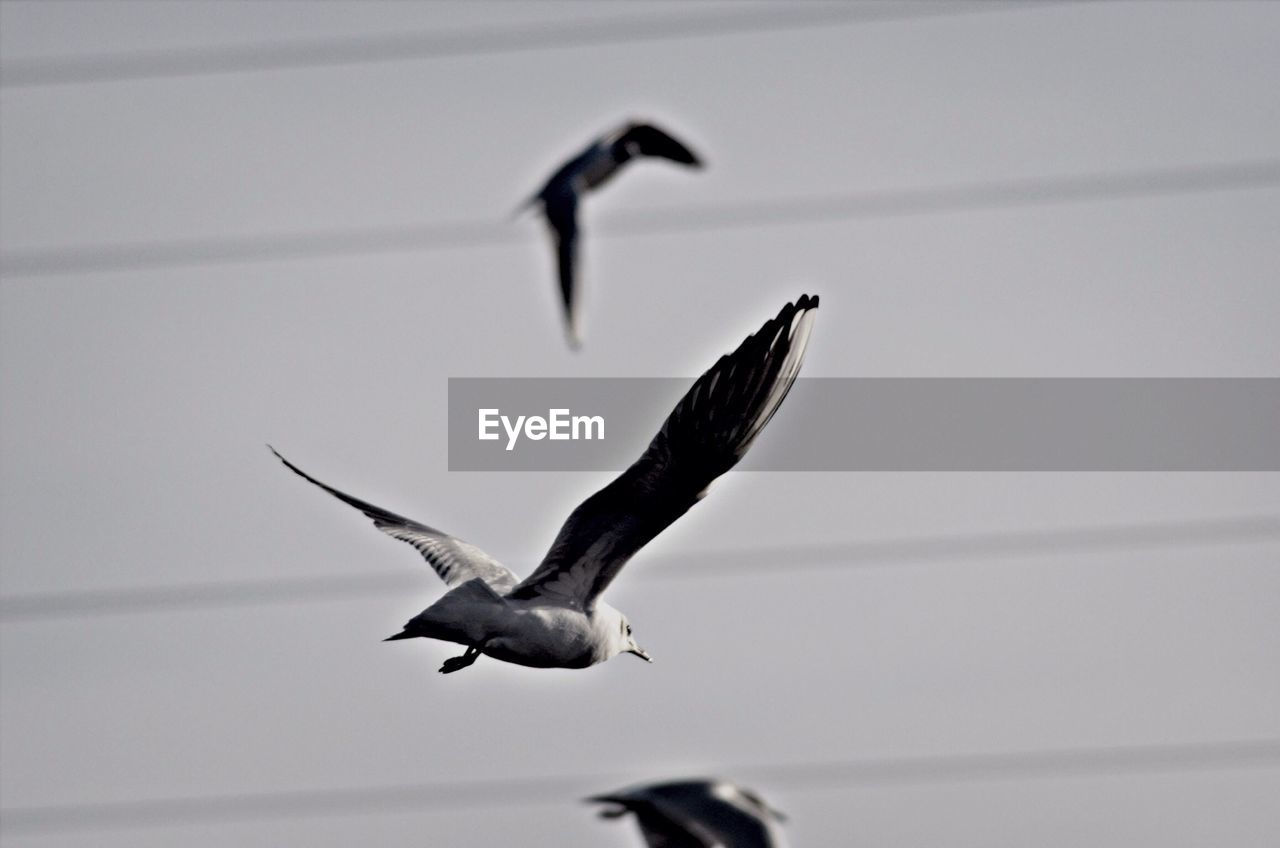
[270,295,817,674]
[588,779,788,848]
[519,119,703,349]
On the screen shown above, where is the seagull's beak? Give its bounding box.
[627,646,653,663]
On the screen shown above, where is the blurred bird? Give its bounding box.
[519,119,703,349]
[271,295,817,674]
[588,779,788,848]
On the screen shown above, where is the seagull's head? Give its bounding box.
[599,604,651,664]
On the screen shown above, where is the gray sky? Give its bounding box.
[2,1,1278,846]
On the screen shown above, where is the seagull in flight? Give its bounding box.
[520,119,703,349]
[588,779,788,848]
[270,295,817,674]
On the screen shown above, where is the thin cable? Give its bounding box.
[4,158,1277,278]
[3,738,1276,835]
[0,1,1079,89]
[2,514,1275,623]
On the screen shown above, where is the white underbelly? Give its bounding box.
[485,606,599,668]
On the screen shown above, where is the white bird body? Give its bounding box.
[403,582,631,670]
[271,295,818,674]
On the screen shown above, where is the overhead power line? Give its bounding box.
[4,158,1278,278]
[2,514,1275,623]
[0,1,1080,89]
[3,737,1276,836]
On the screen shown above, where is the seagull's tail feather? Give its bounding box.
[583,794,632,819]
[383,630,417,642]
[384,579,505,647]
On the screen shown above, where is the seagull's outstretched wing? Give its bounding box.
[269,447,520,593]
[508,295,818,609]
[590,780,784,848]
[618,123,703,166]
[542,186,582,349]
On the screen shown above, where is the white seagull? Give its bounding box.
[588,779,788,848]
[520,119,703,349]
[271,295,817,674]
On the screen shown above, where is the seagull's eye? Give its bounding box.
[625,624,632,636]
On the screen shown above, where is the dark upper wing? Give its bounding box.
[507,295,818,608]
[624,806,721,848]
[617,122,703,166]
[269,447,519,592]
[589,795,719,848]
[542,186,582,349]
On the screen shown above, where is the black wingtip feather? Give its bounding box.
[660,294,818,477]
[268,446,426,532]
[622,122,703,167]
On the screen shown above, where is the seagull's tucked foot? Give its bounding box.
[438,645,481,674]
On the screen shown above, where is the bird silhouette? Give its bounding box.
[519,119,703,348]
[270,296,817,674]
[589,778,788,848]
